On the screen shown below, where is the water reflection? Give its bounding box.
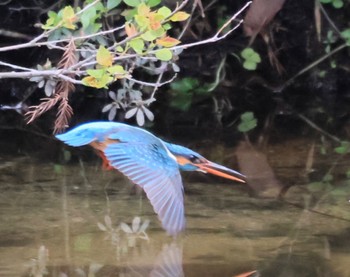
[26,242,184,277]
[1,156,350,276]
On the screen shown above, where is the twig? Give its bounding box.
[0,70,83,84]
[297,113,341,143]
[318,0,342,36]
[0,61,37,72]
[171,1,251,51]
[0,29,33,40]
[128,73,177,88]
[35,25,126,48]
[0,0,100,53]
[278,43,347,92]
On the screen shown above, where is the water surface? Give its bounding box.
[1,145,350,277]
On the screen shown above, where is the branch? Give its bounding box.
[0,1,251,90]
[127,74,177,88]
[0,70,83,84]
[278,43,347,92]
[0,0,101,53]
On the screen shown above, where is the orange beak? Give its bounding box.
[197,161,246,183]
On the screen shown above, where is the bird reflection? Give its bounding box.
[150,243,184,277]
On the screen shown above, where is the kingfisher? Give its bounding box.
[56,121,245,235]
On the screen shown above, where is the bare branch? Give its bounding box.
[127,74,177,88]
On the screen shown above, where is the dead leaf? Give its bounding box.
[243,0,286,41]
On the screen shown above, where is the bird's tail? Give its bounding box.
[55,128,95,147]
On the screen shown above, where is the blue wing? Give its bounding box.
[56,121,162,146]
[104,143,185,235]
[56,121,186,235]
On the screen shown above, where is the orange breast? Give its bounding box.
[89,138,120,170]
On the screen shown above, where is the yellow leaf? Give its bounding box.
[61,6,77,29]
[125,23,137,37]
[169,11,190,22]
[82,75,113,89]
[138,3,151,17]
[96,45,113,67]
[156,36,180,47]
[82,76,100,88]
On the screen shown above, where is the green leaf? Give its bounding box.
[155,48,172,61]
[241,47,261,70]
[241,48,261,61]
[243,60,257,70]
[170,90,192,111]
[150,27,165,37]
[107,0,122,9]
[238,111,257,133]
[163,23,172,30]
[43,11,59,29]
[122,7,138,21]
[147,0,161,7]
[334,141,350,154]
[332,0,343,8]
[241,111,255,121]
[129,38,145,54]
[135,14,149,28]
[81,7,96,29]
[341,29,350,39]
[250,53,261,63]
[141,30,157,41]
[157,6,172,18]
[319,0,332,3]
[170,78,199,93]
[107,65,126,74]
[124,0,141,7]
[87,69,105,78]
[116,46,124,52]
[238,121,257,132]
[341,29,350,45]
[241,48,254,59]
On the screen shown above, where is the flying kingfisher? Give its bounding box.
[56,121,245,235]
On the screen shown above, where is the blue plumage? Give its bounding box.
[56,121,245,235]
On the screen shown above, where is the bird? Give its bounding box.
[56,121,245,235]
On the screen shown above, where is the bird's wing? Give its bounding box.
[104,142,185,235]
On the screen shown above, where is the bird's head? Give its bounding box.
[174,152,246,183]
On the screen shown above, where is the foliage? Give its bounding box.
[319,0,344,9]
[0,0,251,131]
[341,28,350,45]
[240,47,261,70]
[334,140,350,154]
[238,111,257,133]
[39,0,190,128]
[169,77,213,111]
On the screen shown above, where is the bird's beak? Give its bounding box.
[197,161,246,183]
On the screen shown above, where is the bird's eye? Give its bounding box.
[189,155,202,164]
